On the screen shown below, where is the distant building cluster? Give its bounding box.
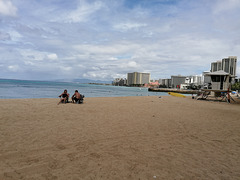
[112,72,150,87]
[112,78,127,86]
[112,56,238,89]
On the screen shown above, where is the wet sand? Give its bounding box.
[0,96,240,179]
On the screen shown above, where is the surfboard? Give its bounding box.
[168,92,186,98]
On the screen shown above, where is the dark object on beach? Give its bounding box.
[191,94,195,99]
[76,95,85,104]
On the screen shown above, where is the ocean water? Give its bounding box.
[0,79,168,99]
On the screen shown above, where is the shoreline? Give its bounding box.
[148,87,199,94]
[1,96,240,179]
[1,95,240,104]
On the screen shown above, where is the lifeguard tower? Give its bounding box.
[207,70,231,90]
[197,70,234,103]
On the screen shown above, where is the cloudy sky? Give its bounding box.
[0,0,240,81]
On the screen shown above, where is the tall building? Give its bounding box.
[211,56,237,77]
[221,56,237,77]
[127,72,150,86]
[171,75,186,88]
[160,79,171,88]
[211,61,222,72]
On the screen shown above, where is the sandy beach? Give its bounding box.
[0,96,240,179]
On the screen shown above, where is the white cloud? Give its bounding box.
[109,57,118,60]
[0,0,17,16]
[73,42,140,55]
[24,61,34,66]
[83,71,110,79]
[8,65,19,72]
[113,22,147,32]
[91,66,100,70]
[20,49,45,61]
[20,50,59,62]
[64,0,104,23]
[47,53,58,61]
[213,0,240,14]
[8,30,22,41]
[59,66,72,71]
[127,61,138,68]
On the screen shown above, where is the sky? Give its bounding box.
[0,0,240,81]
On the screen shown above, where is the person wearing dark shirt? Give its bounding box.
[58,89,69,105]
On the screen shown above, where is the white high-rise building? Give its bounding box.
[127,72,150,86]
[211,56,237,76]
[211,61,222,72]
[221,56,237,77]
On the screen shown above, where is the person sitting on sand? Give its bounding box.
[58,89,69,105]
[72,90,81,103]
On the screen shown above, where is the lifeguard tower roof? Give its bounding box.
[205,70,230,76]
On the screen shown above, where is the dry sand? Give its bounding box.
[0,96,240,180]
